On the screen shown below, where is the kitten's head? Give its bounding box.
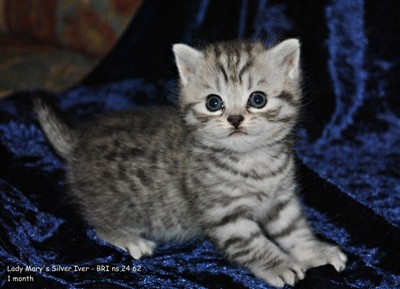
[173,39,302,153]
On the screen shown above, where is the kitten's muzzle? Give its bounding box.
[227,115,244,129]
[229,130,248,137]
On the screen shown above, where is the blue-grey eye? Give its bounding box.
[248,91,267,108]
[206,95,224,112]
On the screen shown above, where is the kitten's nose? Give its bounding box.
[227,115,244,129]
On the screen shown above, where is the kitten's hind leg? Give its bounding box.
[117,237,156,260]
[101,234,156,260]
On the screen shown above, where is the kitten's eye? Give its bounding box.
[206,95,224,112]
[248,91,267,109]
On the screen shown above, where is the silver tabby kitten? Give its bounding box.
[34,39,347,288]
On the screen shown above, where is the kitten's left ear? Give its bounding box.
[173,44,204,86]
[270,38,300,80]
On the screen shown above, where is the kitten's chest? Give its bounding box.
[194,148,293,210]
[204,148,291,189]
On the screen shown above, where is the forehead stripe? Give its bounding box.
[218,63,229,84]
[238,60,253,83]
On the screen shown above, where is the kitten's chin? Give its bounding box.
[228,130,248,137]
[221,134,262,153]
[198,132,262,153]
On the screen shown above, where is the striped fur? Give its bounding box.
[35,39,346,288]
[177,39,346,287]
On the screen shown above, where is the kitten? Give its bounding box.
[34,39,347,288]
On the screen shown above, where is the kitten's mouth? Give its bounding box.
[229,130,248,137]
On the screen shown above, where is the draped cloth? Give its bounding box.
[1,1,399,288]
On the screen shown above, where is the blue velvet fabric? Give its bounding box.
[1,0,399,288]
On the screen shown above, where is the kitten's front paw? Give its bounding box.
[298,244,347,272]
[253,259,305,288]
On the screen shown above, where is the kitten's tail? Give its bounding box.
[33,91,77,159]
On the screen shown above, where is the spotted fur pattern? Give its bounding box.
[34,39,346,288]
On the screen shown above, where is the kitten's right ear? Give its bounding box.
[270,38,301,80]
[173,44,203,86]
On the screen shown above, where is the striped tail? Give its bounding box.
[33,92,77,159]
